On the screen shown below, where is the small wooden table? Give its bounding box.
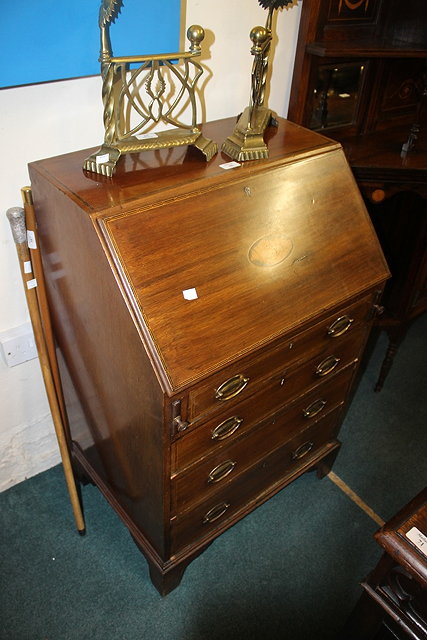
[340,488,427,639]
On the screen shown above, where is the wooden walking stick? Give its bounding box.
[6,206,85,535]
[21,186,68,432]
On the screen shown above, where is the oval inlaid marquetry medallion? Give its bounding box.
[248,233,293,267]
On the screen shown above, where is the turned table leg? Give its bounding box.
[375,325,406,392]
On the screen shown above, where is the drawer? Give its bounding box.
[172,333,362,473]
[171,367,354,513]
[170,408,342,553]
[187,294,373,422]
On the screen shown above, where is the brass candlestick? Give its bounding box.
[222,0,297,162]
[84,1,217,177]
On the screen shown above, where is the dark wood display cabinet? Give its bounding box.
[288,0,427,390]
[28,117,389,594]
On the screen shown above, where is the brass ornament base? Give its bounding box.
[221,106,277,162]
[83,129,218,177]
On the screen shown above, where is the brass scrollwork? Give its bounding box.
[84,2,217,176]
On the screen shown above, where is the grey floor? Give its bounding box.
[1,316,426,640]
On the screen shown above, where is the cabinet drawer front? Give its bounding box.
[171,368,353,513]
[170,409,342,553]
[172,333,362,472]
[187,295,373,422]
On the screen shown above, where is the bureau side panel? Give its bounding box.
[29,167,167,556]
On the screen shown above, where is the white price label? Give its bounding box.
[96,153,110,164]
[27,230,37,250]
[219,161,241,170]
[182,288,198,301]
[406,526,427,556]
[26,278,37,290]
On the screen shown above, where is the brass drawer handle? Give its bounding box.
[203,502,230,524]
[215,374,249,401]
[315,355,340,377]
[292,441,314,460]
[207,460,236,484]
[212,416,243,441]
[327,315,354,338]
[303,399,327,418]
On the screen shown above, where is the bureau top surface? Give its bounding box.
[30,117,389,392]
[29,117,340,214]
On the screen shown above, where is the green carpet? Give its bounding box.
[334,315,427,520]
[1,315,426,640]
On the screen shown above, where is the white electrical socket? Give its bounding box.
[0,322,38,367]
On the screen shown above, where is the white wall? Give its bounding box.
[0,0,301,491]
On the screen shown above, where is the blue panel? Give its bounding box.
[0,0,181,88]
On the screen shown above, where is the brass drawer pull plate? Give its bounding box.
[207,460,236,484]
[212,416,243,440]
[315,355,340,377]
[215,374,249,401]
[203,502,230,524]
[327,315,354,337]
[292,441,314,460]
[303,399,327,418]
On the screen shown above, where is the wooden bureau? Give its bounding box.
[28,117,390,594]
